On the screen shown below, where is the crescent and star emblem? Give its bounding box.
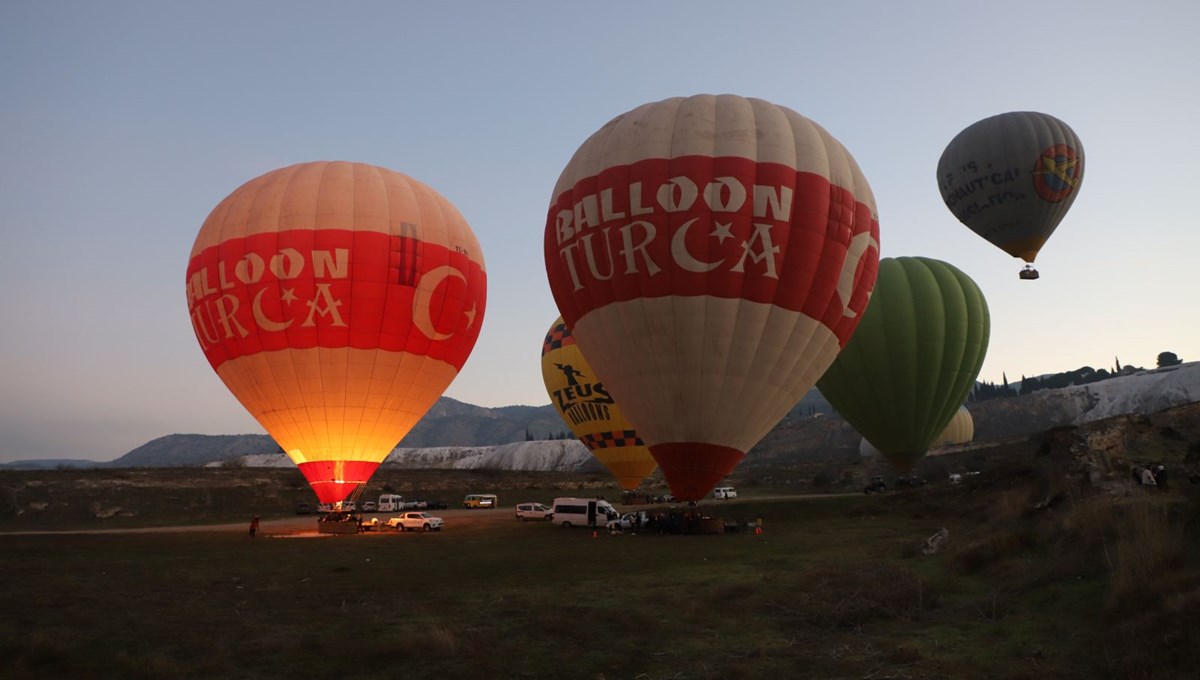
[671,215,874,317]
[670,218,721,272]
[413,265,476,341]
[252,288,295,332]
[836,232,879,318]
[246,265,475,341]
[669,218,743,273]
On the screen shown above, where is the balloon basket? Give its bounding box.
[683,516,725,535]
[1019,266,1039,280]
[317,513,361,535]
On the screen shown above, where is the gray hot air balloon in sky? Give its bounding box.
[936,112,1084,280]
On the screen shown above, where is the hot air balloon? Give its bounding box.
[540,316,657,490]
[858,405,973,458]
[817,257,988,471]
[186,161,486,505]
[933,404,974,449]
[937,111,1084,279]
[544,94,880,501]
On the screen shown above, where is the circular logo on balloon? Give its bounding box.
[1032,144,1082,202]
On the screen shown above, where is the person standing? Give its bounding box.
[249,515,260,537]
[1154,465,1169,492]
[1140,467,1157,487]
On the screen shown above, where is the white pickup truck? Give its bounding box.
[386,511,444,532]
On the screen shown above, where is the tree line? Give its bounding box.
[971,351,1183,402]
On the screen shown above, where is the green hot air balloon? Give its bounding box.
[817,257,989,471]
[937,111,1084,280]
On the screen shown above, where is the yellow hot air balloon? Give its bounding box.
[186,161,487,504]
[859,405,973,457]
[541,316,657,491]
[932,405,974,449]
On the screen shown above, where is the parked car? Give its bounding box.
[423,500,448,510]
[712,486,738,499]
[339,501,357,512]
[295,502,314,515]
[864,476,888,494]
[360,501,378,513]
[387,511,444,532]
[894,475,927,489]
[515,502,553,521]
[606,511,648,531]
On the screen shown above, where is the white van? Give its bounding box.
[551,497,619,528]
[515,502,553,521]
[713,487,738,499]
[378,494,405,512]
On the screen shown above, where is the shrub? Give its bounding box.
[1107,501,1185,604]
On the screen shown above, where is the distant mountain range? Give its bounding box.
[4,363,1198,472]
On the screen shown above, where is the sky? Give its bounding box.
[2,1,1197,463]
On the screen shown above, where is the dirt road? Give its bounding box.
[0,492,858,537]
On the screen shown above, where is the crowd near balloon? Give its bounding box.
[185,95,1083,507]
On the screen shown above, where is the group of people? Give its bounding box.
[1133,464,1169,491]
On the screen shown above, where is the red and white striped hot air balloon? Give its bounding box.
[544,94,879,501]
[186,161,486,504]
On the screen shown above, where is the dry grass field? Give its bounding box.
[3,458,1199,680]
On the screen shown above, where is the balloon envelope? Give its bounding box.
[186,161,487,503]
[818,257,988,471]
[860,405,974,457]
[544,94,880,500]
[932,405,974,449]
[937,111,1084,263]
[541,317,657,490]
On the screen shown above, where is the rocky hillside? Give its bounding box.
[230,439,608,475]
[121,433,279,467]
[745,362,1200,469]
[6,363,1197,473]
[396,401,570,446]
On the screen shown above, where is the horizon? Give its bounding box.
[8,358,1193,466]
[3,2,1198,463]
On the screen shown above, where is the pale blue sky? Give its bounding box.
[2,1,1197,462]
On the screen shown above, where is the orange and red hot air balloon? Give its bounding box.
[186,161,486,504]
[544,95,879,501]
